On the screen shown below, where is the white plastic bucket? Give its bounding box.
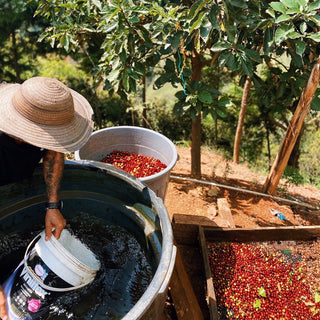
[74,126,178,200]
[34,229,100,288]
[2,229,100,319]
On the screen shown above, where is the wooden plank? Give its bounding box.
[198,226,219,320]
[203,225,320,243]
[169,240,204,320]
[172,214,220,245]
[173,214,320,245]
[217,198,235,228]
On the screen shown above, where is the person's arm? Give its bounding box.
[0,285,7,320]
[43,150,66,241]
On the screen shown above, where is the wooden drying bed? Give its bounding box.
[171,213,320,320]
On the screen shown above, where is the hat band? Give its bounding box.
[12,87,74,126]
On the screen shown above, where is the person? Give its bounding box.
[0,76,94,320]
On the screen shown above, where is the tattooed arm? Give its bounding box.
[43,150,66,241]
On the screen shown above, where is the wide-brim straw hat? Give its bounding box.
[0,77,94,153]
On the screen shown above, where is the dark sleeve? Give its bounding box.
[0,132,45,186]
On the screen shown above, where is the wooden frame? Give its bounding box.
[172,214,320,320]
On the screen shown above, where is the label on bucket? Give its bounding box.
[2,248,70,320]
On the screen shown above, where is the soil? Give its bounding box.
[162,146,320,320]
[164,146,320,227]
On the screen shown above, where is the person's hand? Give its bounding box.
[0,285,8,320]
[45,209,66,241]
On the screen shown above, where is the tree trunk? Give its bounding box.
[190,48,202,178]
[233,76,252,164]
[263,57,320,194]
[191,114,202,178]
[142,76,147,128]
[266,126,271,169]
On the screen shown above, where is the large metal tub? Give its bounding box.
[0,161,176,320]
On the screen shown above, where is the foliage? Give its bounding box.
[300,128,320,187]
[19,0,320,183]
[0,0,52,82]
[283,165,305,186]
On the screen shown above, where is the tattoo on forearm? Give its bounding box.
[44,152,64,199]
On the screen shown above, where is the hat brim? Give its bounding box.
[0,84,94,153]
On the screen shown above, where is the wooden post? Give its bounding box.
[263,57,320,194]
[169,240,205,320]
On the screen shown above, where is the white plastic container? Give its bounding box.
[2,229,100,320]
[74,126,178,200]
[34,229,100,288]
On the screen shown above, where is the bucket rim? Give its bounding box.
[24,232,98,292]
[42,230,100,272]
[74,125,178,181]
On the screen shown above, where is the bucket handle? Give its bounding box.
[24,233,92,292]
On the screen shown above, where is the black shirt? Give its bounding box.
[0,132,45,186]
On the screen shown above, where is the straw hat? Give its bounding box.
[0,77,94,153]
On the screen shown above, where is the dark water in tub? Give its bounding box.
[0,212,155,320]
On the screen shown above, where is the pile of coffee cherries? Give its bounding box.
[208,242,320,319]
[101,150,167,178]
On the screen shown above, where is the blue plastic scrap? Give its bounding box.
[270,208,287,220]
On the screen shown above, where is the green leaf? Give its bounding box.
[215,105,227,118]
[309,15,320,26]
[135,25,152,45]
[208,5,219,28]
[258,287,267,297]
[134,62,145,76]
[296,39,305,55]
[127,68,139,80]
[308,0,320,12]
[315,291,320,303]
[275,14,291,23]
[165,59,175,72]
[129,77,136,93]
[60,34,70,52]
[264,27,273,55]
[270,2,287,13]
[198,91,213,104]
[211,41,232,52]
[300,22,307,33]
[190,11,205,33]
[239,54,253,77]
[217,96,232,108]
[119,49,127,64]
[129,15,140,24]
[266,8,275,18]
[281,0,300,9]
[175,90,188,101]
[170,31,184,50]
[253,299,261,309]
[287,31,301,39]
[188,0,206,20]
[309,33,320,42]
[244,49,262,63]
[122,70,129,91]
[274,24,292,44]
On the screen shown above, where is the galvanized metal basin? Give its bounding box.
[0,161,176,320]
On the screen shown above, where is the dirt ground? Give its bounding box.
[164,146,320,228]
[163,146,320,320]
